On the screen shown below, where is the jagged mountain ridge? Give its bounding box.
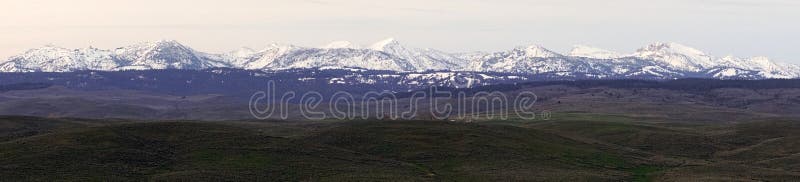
[2,39,799,79]
[0,40,230,72]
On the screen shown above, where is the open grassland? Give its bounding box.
[2,114,800,181]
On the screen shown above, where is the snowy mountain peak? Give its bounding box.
[635,42,715,71]
[365,37,467,71]
[109,39,232,70]
[227,47,257,58]
[516,44,561,58]
[154,39,181,45]
[1,44,115,72]
[369,38,401,51]
[748,57,781,71]
[569,45,623,59]
[712,55,800,78]
[123,40,186,51]
[721,55,738,61]
[743,57,800,78]
[638,42,707,56]
[264,42,297,50]
[121,40,192,53]
[750,56,771,62]
[322,41,360,49]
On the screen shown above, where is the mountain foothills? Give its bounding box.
[1,38,799,79]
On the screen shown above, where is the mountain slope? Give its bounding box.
[0,45,117,72]
[263,48,416,71]
[369,38,467,71]
[0,40,227,72]
[112,40,231,70]
[633,42,718,72]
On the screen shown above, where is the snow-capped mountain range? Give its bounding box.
[2,38,799,79]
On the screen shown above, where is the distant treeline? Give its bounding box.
[1,68,798,98]
[462,79,800,93]
[529,79,800,90]
[393,79,800,98]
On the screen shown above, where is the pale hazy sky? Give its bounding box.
[1,0,799,63]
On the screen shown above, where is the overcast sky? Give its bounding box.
[1,0,798,63]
